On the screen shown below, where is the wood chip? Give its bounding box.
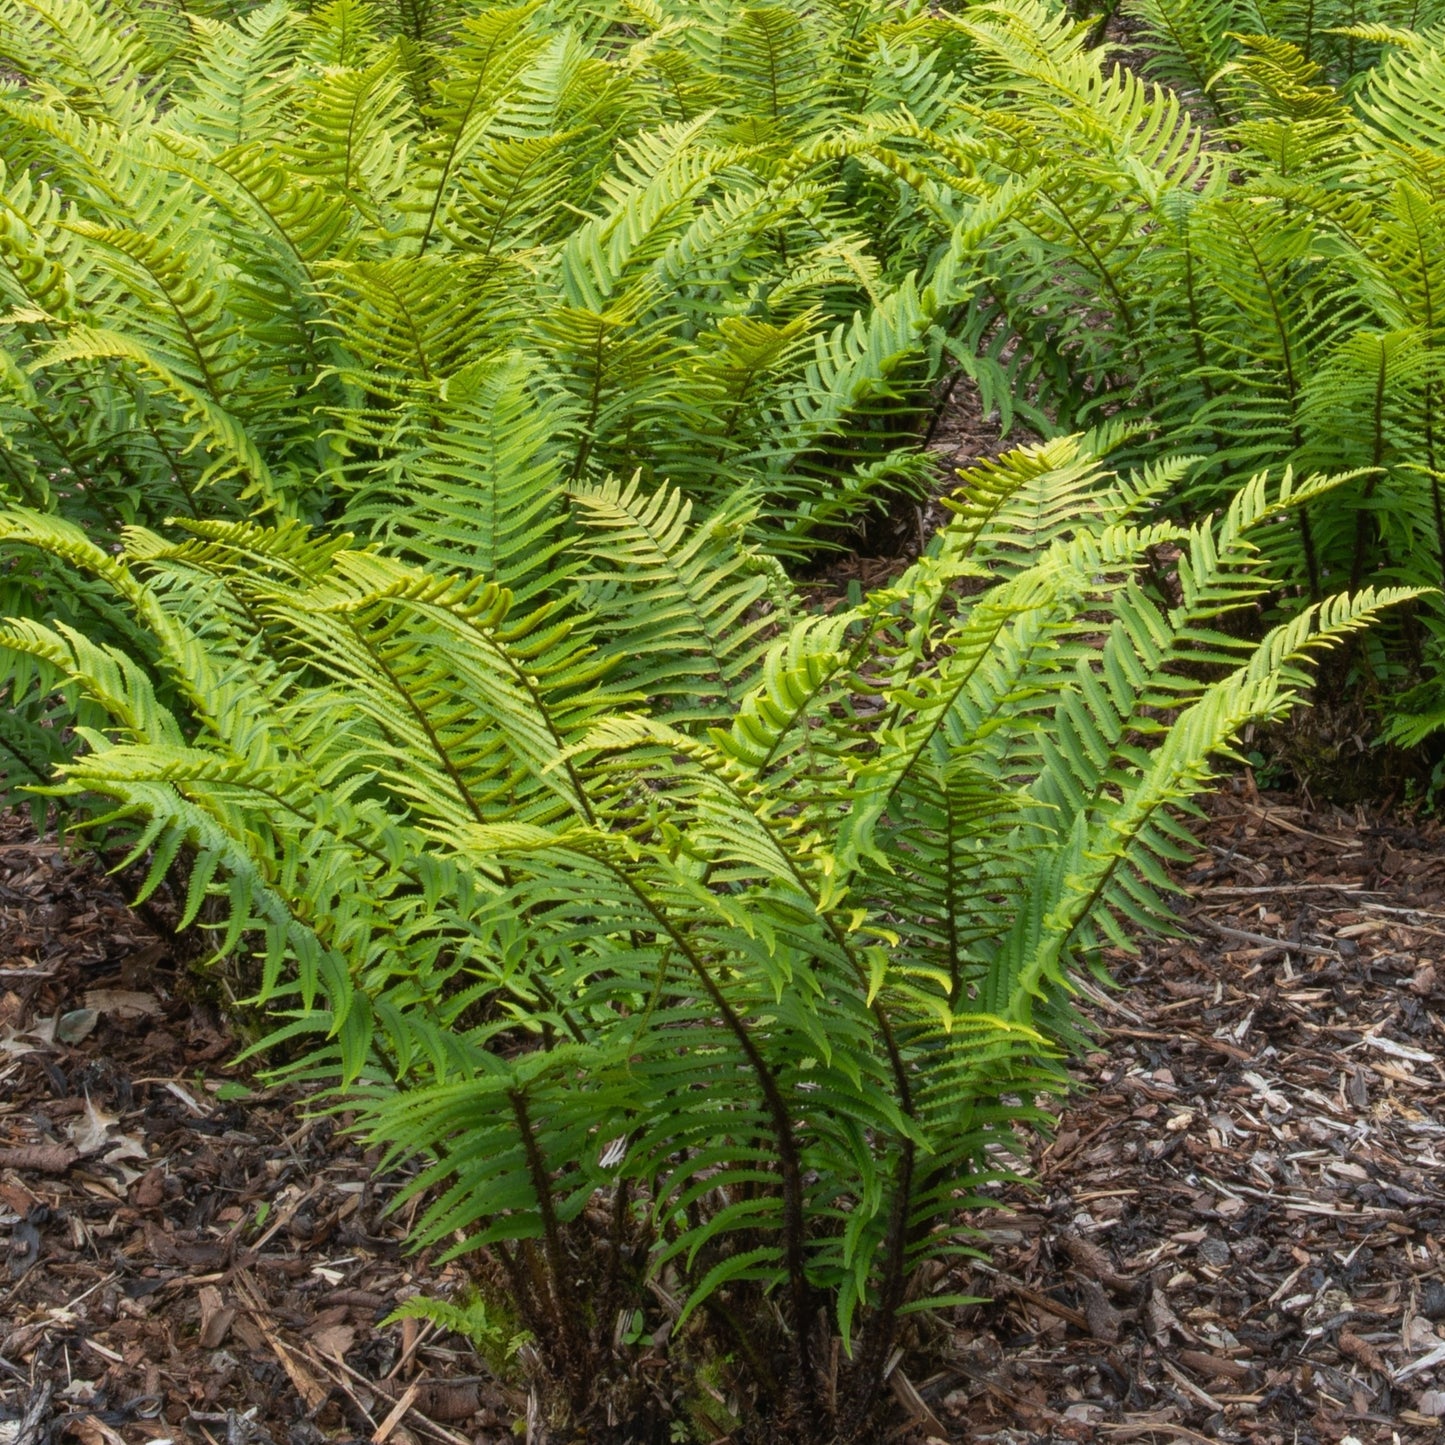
[82,988,161,1018]
[1362,1034,1435,1065]
[234,1274,329,1411]
[889,1369,949,1437]
[1337,1330,1388,1375]
[372,1382,420,1445]
[197,1285,236,1350]
[0,1144,76,1173]
[1177,1349,1254,1383]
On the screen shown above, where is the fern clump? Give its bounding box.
[0,440,1412,1439]
[891,1,1445,754]
[0,0,1434,1436]
[0,0,1010,799]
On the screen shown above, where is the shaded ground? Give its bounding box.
[0,786,1442,1445]
[803,368,1013,604]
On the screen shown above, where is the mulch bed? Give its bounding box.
[940,779,1445,1445]
[0,786,1442,1445]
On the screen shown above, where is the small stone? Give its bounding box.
[1198,1237,1232,1268]
[1417,1390,1445,1419]
[1419,1279,1445,1321]
[55,1007,99,1044]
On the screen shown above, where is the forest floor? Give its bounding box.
[0,786,1442,1445]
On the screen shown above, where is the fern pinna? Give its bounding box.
[0,440,1411,1439]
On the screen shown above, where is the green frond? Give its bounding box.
[167,0,300,150]
[341,354,570,595]
[0,0,157,125]
[38,326,277,502]
[570,474,783,723]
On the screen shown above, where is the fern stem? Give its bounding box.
[1348,341,1390,592]
[137,409,202,520]
[842,1143,915,1433]
[599,859,818,1411]
[1430,473,1445,590]
[416,25,517,256]
[492,1239,547,1336]
[569,324,608,483]
[600,1178,634,1323]
[701,1296,783,1400]
[341,615,487,823]
[509,1088,582,1366]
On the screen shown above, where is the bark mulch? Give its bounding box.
[0,786,1441,1445]
[938,780,1445,1445]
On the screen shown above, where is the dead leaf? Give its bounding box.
[1147,1289,1185,1347]
[1417,1390,1445,1418]
[65,1094,147,1168]
[0,1015,56,1056]
[0,1029,36,1057]
[198,1286,236,1349]
[66,1096,119,1156]
[312,1323,355,1362]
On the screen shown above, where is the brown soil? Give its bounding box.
[0,786,1442,1445]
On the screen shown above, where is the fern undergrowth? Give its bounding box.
[0,0,1437,1438]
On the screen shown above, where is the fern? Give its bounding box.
[0,440,1411,1439]
[856,1,1445,745]
[0,2,1436,1433]
[0,0,1010,804]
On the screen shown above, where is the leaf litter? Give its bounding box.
[0,787,1439,1445]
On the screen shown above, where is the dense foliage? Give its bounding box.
[0,0,996,795]
[3,0,1444,771]
[0,0,1437,1437]
[945,0,1445,749]
[0,448,1408,1438]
